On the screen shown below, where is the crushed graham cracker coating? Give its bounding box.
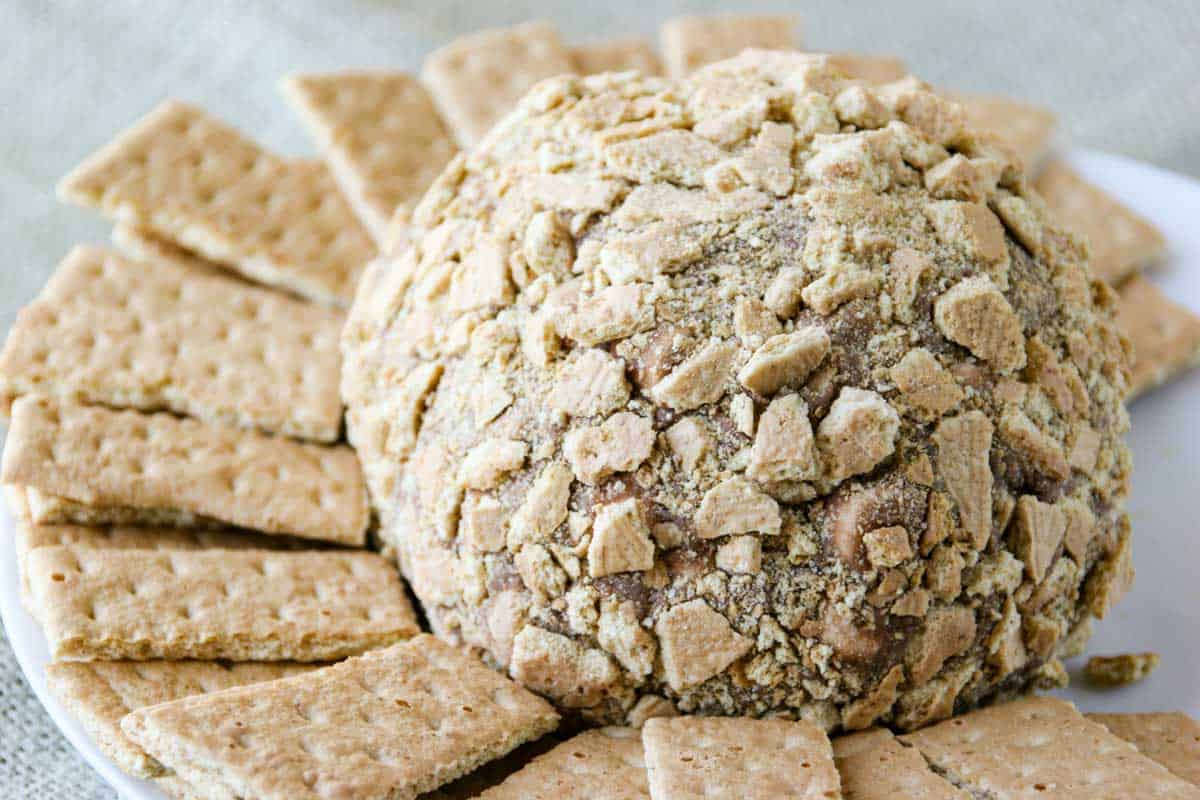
[343,52,1132,728]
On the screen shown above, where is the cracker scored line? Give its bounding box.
[659,14,801,78]
[121,634,560,800]
[1088,712,1200,787]
[641,716,841,800]
[283,71,458,245]
[26,546,418,662]
[46,661,318,779]
[1035,160,1168,285]
[476,727,649,799]
[422,21,576,148]
[569,38,663,77]
[833,728,968,800]
[1115,274,1200,398]
[1,395,368,545]
[58,100,376,307]
[900,696,1200,799]
[0,245,344,442]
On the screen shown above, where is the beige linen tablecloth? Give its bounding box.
[1,0,1197,796]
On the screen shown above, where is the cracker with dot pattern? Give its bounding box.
[1088,712,1200,786]
[570,38,663,77]
[1036,160,1168,284]
[832,728,967,800]
[900,696,1200,799]
[283,71,458,244]
[58,100,376,306]
[46,661,317,779]
[121,634,560,800]
[1115,274,1200,398]
[477,727,648,799]
[112,222,232,280]
[642,716,840,799]
[1,395,368,545]
[0,245,344,442]
[25,546,418,662]
[659,14,801,77]
[421,21,575,148]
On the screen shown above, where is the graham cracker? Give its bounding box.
[25,546,418,661]
[1,395,368,545]
[46,661,316,779]
[570,38,663,76]
[422,21,575,148]
[477,727,648,799]
[58,100,376,306]
[1088,713,1200,786]
[826,52,908,84]
[641,716,840,799]
[1115,275,1200,398]
[121,634,560,800]
[900,696,1200,799]
[283,71,458,243]
[659,14,801,77]
[0,245,344,442]
[112,222,229,279]
[1035,160,1168,284]
[949,91,1058,174]
[833,728,967,800]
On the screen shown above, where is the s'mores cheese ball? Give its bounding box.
[342,51,1134,729]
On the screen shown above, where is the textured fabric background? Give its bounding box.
[1,1,1197,796]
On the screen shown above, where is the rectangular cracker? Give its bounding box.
[833,728,967,800]
[112,222,230,278]
[25,546,418,661]
[1036,160,1168,284]
[46,661,317,779]
[58,100,376,306]
[2,395,368,545]
[1089,713,1200,786]
[283,71,458,244]
[949,91,1058,174]
[1115,274,1200,398]
[121,634,560,800]
[826,52,908,84]
[422,21,575,148]
[659,14,801,78]
[570,38,663,76]
[0,245,344,442]
[478,727,648,799]
[900,696,1200,799]
[642,716,840,799]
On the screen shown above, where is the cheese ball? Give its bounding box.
[342,51,1132,730]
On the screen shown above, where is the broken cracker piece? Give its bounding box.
[1115,275,1200,398]
[122,635,559,800]
[1084,652,1161,687]
[58,101,375,306]
[833,728,967,799]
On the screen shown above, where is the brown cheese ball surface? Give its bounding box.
[342,51,1133,730]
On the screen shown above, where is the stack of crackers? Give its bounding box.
[0,12,1197,799]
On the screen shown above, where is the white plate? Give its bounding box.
[2,148,1199,800]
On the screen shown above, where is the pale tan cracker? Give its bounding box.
[477,727,648,799]
[22,488,226,530]
[1035,160,1168,284]
[121,634,560,800]
[0,245,344,442]
[833,728,967,800]
[422,21,575,148]
[46,661,317,779]
[949,91,1058,173]
[1115,275,1200,398]
[901,696,1200,799]
[1088,712,1200,786]
[570,38,663,76]
[659,14,801,77]
[283,71,458,244]
[112,222,230,278]
[58,101,376,306]
[1,395,368,545]
[25,546,418,661]
[826,52,908,84]
[641,716,840,799]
